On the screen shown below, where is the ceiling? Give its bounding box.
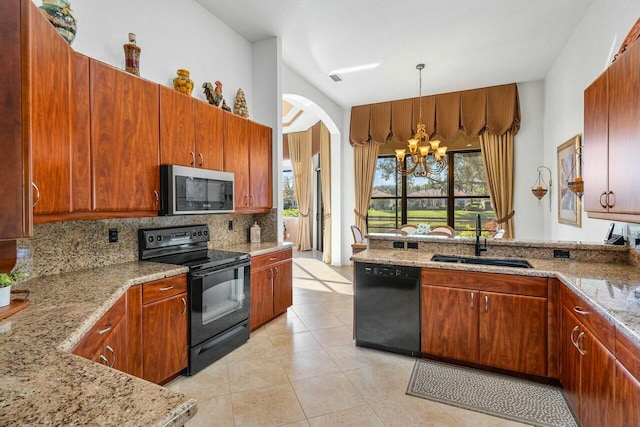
[197,0,593,126]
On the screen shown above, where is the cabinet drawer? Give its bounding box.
[616,329,640,380]
[251,248,292,271]
[561,285,614,352]
[422,268,547,297]
[142,274,187,305]
[72,294,126,358]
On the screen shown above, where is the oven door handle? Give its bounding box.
[191,261,250,277]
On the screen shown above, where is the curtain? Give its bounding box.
[353,142,379,234]
[288,131,313,251]
[319,123,332,264]
[479,131,515,238]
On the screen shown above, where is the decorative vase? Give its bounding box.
[123,33,141,76]
[173,69,194,95]
[38,0,77,45]
[0,285,11,308]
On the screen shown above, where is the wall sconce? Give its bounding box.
[532,166,552,211]
[567,143,584,198]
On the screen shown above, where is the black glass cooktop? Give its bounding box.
[152,249,249,271]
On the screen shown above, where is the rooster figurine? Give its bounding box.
[202,80,223,106]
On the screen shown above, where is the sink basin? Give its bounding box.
[430,254,533,268]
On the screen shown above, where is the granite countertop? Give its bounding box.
[352,249,640,348]
[217,241,293,257]
[0,261,197,427]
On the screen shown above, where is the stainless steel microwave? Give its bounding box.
[160,165,234,215]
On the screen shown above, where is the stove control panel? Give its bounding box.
[139,224,209,250]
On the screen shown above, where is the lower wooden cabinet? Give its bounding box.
[88,317,128,372]
[614,360,640,427]
[421,269,548,377]
[250,248,293,331]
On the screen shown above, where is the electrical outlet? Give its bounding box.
[228,220,233,231]
[554,249,570,259]
[108,228,118,243]
[407,242,419,249]
[393,241,405,249]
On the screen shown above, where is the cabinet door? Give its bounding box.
[195,100,224,170]
[479,292,547,376]
[90,60,160,212]
[71,53,92,212]
[250,267,273,331]
[159,86,196,167]
[248,121,272,210]
[583,71,609,213]
[615,360,640,427]
[273,259,293,316]
[560,306,582,415]
[30,6,73,216]
[608,41,640,215]
[421,285,478,362]
[223,112,249,209]
[91,317,128,373]
[142,293,188,384]
[580,327,616,427]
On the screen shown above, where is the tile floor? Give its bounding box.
[167,252,530,427]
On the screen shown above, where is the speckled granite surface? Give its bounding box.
[352,248,640,349]
[217,241,293,257]
[0,262,196,427]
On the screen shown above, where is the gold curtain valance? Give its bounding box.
[349,83,520,146]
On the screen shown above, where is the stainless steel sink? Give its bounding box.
[430,254,533,268]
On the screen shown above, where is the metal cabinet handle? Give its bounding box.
[190,151,195,166]
[570,325,580,348]
[607,191,615,208]
[105,345,116,368]
[484,295,488,312]
[159,285,174,291]
[98,322,112,335]
[573,306,589,316]
[244,194,249,206]
[273,266,279,279]
[268,268,274,280]
[99,354,109,366]
[599,192,608,209]
[250,194,255,206]
[153,190,160,206]
[471,292,474,309]
[576,332,587,355]
[32,182,41,207]
[181,297,187,315]
[198,153,204,167]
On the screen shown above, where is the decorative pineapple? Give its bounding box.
[234,88,249,118]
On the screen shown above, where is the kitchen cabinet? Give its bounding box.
[250,248,293,330]
[159,88,225,171]
[141,275,188,384]
[614,330,640,426]
[90,59,160,212]
[88,316,128,372]
[584,40,640,222]
[559,288,616,427]
[223,113,273,212]
[421,269,547,377]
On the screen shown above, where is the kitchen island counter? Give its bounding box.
[0,261,196,427]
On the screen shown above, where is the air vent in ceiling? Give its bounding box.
[329,74,342,82]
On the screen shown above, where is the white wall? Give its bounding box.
[543,0,640,242]
[59,0,254,108]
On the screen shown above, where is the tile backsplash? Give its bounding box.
[17,211,277,279]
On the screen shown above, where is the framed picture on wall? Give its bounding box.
[557,134,582,227]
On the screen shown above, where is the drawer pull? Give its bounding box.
[99,354,109,366]
[484,295,489,312]
[573,306,590,316]
[190,151,196,166]
[470,292,474,309]
[273,266,279,279]
[269,257,278,261]
[599,192,608,209]
[153,190,160,206]
[159,285,175,291]
[98,322,112,335]
[576,332,587,355]
[105,345,116,368]
[570,325,580,348]
[198,152,204,167]
[32,182,41,207]
[181,297,187,315]
[607,191,615,208]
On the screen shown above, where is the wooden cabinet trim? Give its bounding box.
[422,268,547,297]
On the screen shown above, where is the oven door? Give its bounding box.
[189,261,250,346]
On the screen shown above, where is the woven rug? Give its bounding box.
[406,359,578,427]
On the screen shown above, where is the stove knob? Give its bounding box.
[148,235,154,243]
[157,235,163,242]
[198,231,203,236]
[203,230,208,236]
[192,232,197,237]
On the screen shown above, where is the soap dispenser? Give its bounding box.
[250,222,261,243]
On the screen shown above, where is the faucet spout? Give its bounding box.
[475,214,487,256]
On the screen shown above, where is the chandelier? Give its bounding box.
[395,64,448,177]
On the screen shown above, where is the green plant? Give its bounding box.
[0,265,28,288]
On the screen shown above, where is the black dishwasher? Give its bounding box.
[354,262,421,357]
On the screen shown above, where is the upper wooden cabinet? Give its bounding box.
[584,40,640,222]
[90,59,160,212]
[159,88,225,171]
[223,114,273,213]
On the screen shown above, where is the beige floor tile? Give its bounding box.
[264,313,309,336]
[444,404,520,427]
[293,292,322,305]
[332,309,354,325]
[297,312,344,330]
[372,395,462,427]
[185,394,234,427]
[279,348,341,381]
[217,332,278,364]
[269,330,323,354]
[231,383,306,427]
[324,344,391,371]
[491,419,533,427]
[310,325,354,349]
[320,298,353,313]
[166,361,230,399]
[282,420,311,427]
[291,372,366,418]
[227,358,289,393]
[291,302,327,317]
[307,404,384,427]
[344,362,415,404]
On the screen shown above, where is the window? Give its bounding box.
[283,161,298,217]
[367,150,494,235]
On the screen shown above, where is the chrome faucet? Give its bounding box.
[475,214,487,256]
